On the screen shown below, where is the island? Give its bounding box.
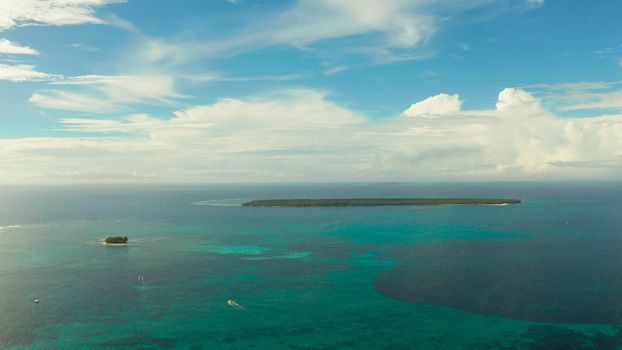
[242,198,521,207]
[104,236,129,244]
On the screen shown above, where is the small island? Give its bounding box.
[242,198,521,207]
[104,236,129,244]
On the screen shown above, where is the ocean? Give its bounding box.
[1,182,621,349]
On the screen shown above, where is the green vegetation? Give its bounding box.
[242,198,521,207]
[105,236,128,244]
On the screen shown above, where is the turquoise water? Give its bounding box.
[1,183,622,349]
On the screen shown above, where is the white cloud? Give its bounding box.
[558,90,622,112]
[526,81,620,93]
[60,89,363,136]
[30,74,180,112]
[134,0,503,66]
[126,0,544,69]
[187,73,302,84]
[0,38,38,54]
[265,0,436,49]
[3,87,622,183]
[324,65,349,75]
[30,90,113,113]
[1,90,368,182]
[0,0,125,30]
[56,75,179,102]
[495,87,543,114]
[399,88,622,175]
[527,81,622,113]
[0,63,57,81]
[403,93,462,117]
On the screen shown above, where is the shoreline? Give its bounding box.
[242,198,521,207]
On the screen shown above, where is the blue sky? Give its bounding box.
[1,0,622,183]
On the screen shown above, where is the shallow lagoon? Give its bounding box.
[1,183,621,349]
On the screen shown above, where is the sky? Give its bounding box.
[1,0,622,183]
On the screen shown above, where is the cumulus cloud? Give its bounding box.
[30,74,180,112]
[0,39,38,54]
[2,87,622,183]
[59,89,364,138]
[403,93,462,117]
[2,90,368,182]
[495,87,543,114]
[398,88,622,176]
[0,0,125,30]
[0,63,58,81]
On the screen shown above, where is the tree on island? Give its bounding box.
[105,236,128,244]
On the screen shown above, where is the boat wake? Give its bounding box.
[227,299,246,311]
[0,225,22,231]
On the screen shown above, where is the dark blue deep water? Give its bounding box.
[1,183,621,349]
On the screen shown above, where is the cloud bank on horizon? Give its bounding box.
[1,0,622,182]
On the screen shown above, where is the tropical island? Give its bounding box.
[104,236,129,244]
[242,198,521,207]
